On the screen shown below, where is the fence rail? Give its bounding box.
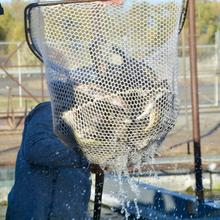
[1,41,219,112]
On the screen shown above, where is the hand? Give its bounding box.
[99,0,123,5]
[89,163,104,174]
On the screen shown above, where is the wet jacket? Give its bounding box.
[6,102,91,220]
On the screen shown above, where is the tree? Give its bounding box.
[196,1,220,44]
[0,5,13,41]
[0,0,26,42]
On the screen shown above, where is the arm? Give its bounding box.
[22,102,88,169]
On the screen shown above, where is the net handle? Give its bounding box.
[24,0,107,62]
[24,3,43,62]
[90,164,105,220]
[178,0,189,34]
[24,0,189,62]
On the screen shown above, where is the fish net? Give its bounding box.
[25,0,186,168]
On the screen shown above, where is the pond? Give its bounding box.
[1,167,220,219]
[0,204,124,220]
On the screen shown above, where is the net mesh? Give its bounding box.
[29,0,183,168]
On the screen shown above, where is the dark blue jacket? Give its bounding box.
[6,102,91,220]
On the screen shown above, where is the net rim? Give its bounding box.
[24,0,188,62]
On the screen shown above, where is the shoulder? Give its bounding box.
[25,102,52,124]
[33,101,52,112]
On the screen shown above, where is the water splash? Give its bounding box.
[105,143,159,219]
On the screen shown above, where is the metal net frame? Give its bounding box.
[25,0,188,168]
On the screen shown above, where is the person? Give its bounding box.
[0,3,4,15]
[6,102,91,220]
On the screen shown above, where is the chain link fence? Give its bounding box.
[0,40,219,113]
[0,31,219,158]
[0,41,49,113]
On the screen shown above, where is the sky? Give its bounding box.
[1,0,30,2]
[1,0,13,2]
[0,0,198,2]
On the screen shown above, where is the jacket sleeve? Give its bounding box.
[22,102,88,169]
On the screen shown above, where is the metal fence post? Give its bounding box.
[188,0,204,203]
[17,42,22,108]
[215,31,220,107]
